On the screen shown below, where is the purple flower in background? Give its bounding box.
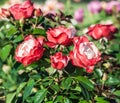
[105,1,120,14]
[74,8,84,23]
[88,1,102,14]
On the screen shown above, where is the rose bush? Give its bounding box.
[0,0,120,103]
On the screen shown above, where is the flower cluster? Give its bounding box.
[0,0,118,74]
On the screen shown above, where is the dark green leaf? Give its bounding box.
[74,76,94,90]
[34,89,47,103]
[23,79,35,101]
[61,77,72,90]
[16,82,27,96]
[105,76,120,85]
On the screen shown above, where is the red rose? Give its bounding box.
[46,26,75,48]
[70,36,101,73]
[9,0,34,20]
[15,35,44,66]
[50,52,69,70]
[87,24,117,39]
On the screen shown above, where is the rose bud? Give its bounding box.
[87,24,118,40]
[87,1,102,14]
[50,52,69,70]
[9,0,34,20]
[70,36,101,73]
[34,8,43,17]
[105,1,120,14]
[46,26,75,48]
[74,8,84,23]
[0,8,10,19]
[15,35,44,66]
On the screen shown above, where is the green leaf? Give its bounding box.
[6,92,16,103]
[16,82,27,95]
[94,69,103,78]
[61,77,72,90]
[95,97,109,103]
[34,89,47,103]
[3,23,17,38]
[105,76,120,85]
[13,35,23,43]
[64,98,71,103]
[0,44,12,61]
[74,76,94,90]
[23,79,35,101]
[32,28,46,36]
[50,84,60,92]
[113,90,120,97]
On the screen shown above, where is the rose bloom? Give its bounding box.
[15,35,44,66]
[87,1,102,14]
[74,8,84,23]
[9,0,34,20]
[105,1,120,14]
[70,36,101,73]
[50,52,69,70]
[46,26,75,48]
[87,24,117,40]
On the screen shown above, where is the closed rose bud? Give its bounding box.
[87,24,117,40]
[70,36,101,73]
[50,52,69,70]
[74,8,84,23]
[88,1,102,14]
[46,26,74,48]
[9,0,34,20]
[15,35,44,66]
[34,8,43,17]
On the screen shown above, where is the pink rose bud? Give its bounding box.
[46,26,74,48]
[70,36,101,73]
[87,24,117,40]
[74,8,84,23]
[50,52,69,70]
[15,35,44,66]
[88,1,102,14]
[9,0,34,20]
[34,8,43,17]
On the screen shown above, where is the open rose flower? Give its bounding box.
[46,26,75,48]
[9,0,34,20]
[50,52,69,70]
[87,24,117,40]
[0,8,10,19]
[87,1,102,14]
[70,36,101,73]
[15,35,44,66]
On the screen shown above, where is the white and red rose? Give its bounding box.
[70,36,101,73]
[46,26,75,48]
[50,52,69,70]
[9,0,34,20]
[15,35,44,66]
